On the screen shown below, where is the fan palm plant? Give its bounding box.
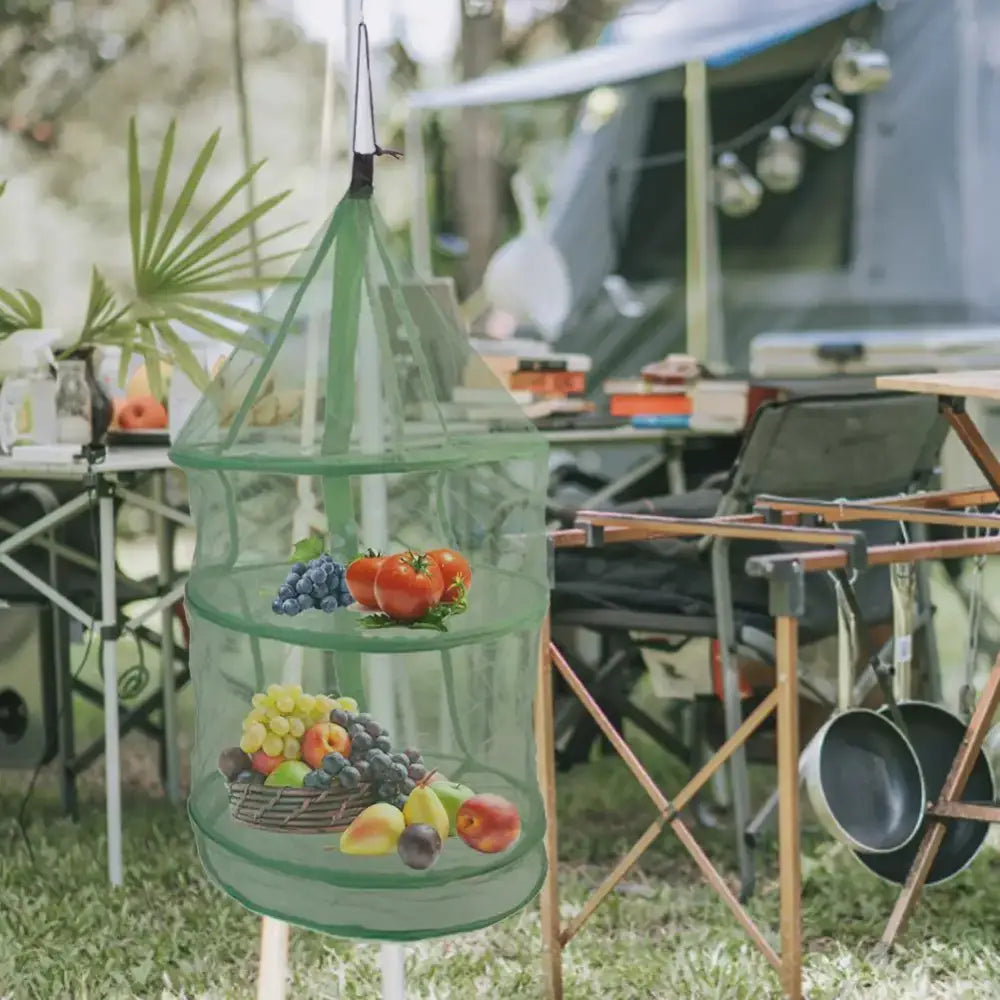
[0,118,299,397]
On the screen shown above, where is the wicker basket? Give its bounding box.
[228,780,377,833]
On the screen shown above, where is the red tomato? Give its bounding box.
[427,548,472,604]
[345,550,384,609]
[374,552,445,621]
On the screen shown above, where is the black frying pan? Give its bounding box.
[854,701,996,885]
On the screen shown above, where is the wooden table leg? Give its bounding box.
[776,615,803,1000]
[882,653,1000,947]
[536,614,563,1000]
[941,400,1000,495]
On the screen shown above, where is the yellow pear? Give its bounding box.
[339,803,405,856]
[402,784,450,842]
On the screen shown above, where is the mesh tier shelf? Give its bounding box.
[173,184,550,940]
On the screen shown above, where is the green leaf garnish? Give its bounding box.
[359,601,467,634]
[291,535,325,563]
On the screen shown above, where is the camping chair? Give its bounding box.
[550,391,950,898]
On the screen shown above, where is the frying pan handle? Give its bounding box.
[832,568,910,737]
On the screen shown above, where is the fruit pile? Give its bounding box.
[337,776,522,871]
[271,554,352,617]
[224,684,347,778]
[347,547,472,632]
[220,687,428,804]
[218,686,522,873]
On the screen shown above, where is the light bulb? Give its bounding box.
[756,126,805,193]
[791,85,854,150]
[713,152,763,218]
[832,38,892,95]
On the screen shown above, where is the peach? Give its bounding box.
[455,793,521,854]
[301,722,351,770]
[250,750,284,776]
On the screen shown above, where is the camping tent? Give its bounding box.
[409,0,1000,383]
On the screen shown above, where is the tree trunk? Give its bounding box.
[454,1,504,296]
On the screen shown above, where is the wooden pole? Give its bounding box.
[776,615,802,1000]
[535,615,563,999]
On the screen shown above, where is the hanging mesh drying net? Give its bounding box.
[171,31,549,942]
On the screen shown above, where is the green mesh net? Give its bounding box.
[171,177,550,940]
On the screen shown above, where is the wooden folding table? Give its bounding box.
[534,369,1000,998]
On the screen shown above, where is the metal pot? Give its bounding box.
[804,708,926,854]
[854,701,996,886]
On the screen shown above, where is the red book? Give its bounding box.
[609,393,692,418]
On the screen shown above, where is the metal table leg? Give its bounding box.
[98,478,123,886]
[154,473,180,804]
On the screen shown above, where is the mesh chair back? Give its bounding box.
[727,392,947,504]
[721,392,949,631]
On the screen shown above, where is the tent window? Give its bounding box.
[616,74,858,282]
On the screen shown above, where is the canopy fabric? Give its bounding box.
[410,0,873,110]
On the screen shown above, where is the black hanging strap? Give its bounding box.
[349,16,402,198]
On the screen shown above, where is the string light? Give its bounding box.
[755,125,805,193]
[713,152,763,218]
[790,84,854,150]
[832,37,892,95]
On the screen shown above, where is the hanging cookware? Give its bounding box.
[803,708,925,854]
[802,571,926,854]
[854,701,996,885]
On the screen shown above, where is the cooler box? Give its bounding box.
[750,327,1000,492]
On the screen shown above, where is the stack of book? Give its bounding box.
[460,338,594,420]
[602,377,693,428]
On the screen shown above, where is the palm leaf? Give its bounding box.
[167,249,303,289]
[127,119,143,280]
[136,326,165,400]
[117,342,133,388]
[0,287,44,334]
[163,222,304,285]
[154,321,210,392]
[158,302,269,350]
[178,297,280,332]
[157,190,291,283]
[153,161,271,278]
[147,128,221,270]
[140,121,177,272]
[81,269,130,339]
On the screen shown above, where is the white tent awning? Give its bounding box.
[410,0,872,109]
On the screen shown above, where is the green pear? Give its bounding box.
[264,760,311,788]
[430,780,475,836]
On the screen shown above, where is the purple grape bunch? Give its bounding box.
[271,554,352,616]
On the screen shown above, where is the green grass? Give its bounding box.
[4,560,1000,998]
[4,723,1000,1000]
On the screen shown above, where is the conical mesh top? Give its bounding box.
[172,196,542,475]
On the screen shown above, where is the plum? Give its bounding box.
[397,824,442,871]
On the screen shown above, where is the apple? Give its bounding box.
[302,722,351,770]
[118,394,168,430]
[250,750,284,776]
[456,794,521,854]
[430,780,475,836]
[264,760,311,788]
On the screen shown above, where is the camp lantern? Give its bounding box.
[791,84,855,150]
[756,126,805,193]
[713,151,764,218]
[171,22,549,943]
[832,38,892,95]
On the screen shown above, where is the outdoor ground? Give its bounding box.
[2,562,1000,1000]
